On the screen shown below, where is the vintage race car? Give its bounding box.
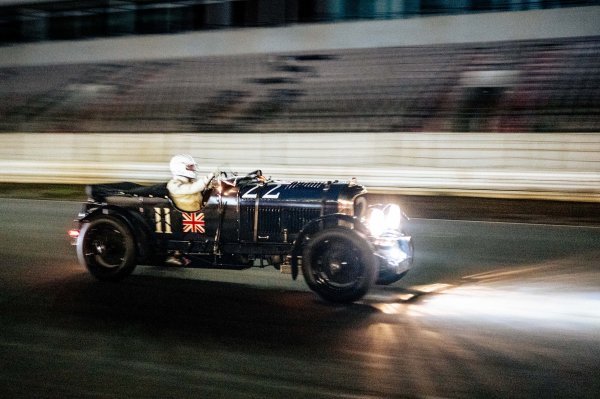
[70,170,414,303]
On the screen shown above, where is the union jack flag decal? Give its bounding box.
[182,212,206,234]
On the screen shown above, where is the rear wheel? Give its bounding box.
[77,216,137,281]
[302,228,377,303]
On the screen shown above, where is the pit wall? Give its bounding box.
[1,132,598,201]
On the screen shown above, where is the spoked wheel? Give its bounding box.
[77,216,137,281]
[302,227,377,303]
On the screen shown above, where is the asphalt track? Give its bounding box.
[1,199,599,398]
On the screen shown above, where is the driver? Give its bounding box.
[167,154,214,212]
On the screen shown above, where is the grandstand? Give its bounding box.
[0,2,599,134]
[1,35,598,133]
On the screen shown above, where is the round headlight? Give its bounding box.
[368,208,385,237]
[384,204,402,231]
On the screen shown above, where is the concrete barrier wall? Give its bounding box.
[1,132,599,201]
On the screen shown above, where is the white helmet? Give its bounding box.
[170,154,197,179]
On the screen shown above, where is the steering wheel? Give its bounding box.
[211,169,237,188]
[247,170,264,180]
[211,169,267,188]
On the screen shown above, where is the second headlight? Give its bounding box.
[366,204,402,236]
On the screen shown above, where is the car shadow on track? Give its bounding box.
[6,271,393,350]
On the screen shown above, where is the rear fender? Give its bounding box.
[82,206,156,263]
[290,213,370,280]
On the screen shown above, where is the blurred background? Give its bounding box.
[0,0,599,198]
[1,4,600,398]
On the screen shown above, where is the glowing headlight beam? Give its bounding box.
[368,208,386,237]
[367,204,403,237]
[384,204,401,231]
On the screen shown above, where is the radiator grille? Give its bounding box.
[244,204,321,241]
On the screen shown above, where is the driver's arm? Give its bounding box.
[168,173,214,195]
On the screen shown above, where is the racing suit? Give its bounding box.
[167,173,213,212]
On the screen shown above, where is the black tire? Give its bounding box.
[76,216,137,281]
[302,227,377,303]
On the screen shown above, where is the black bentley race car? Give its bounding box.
[69,170,414,303]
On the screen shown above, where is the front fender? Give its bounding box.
[290,213,370,280]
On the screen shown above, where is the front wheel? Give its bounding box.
[302,228,377,303]
[76,216,137,281]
